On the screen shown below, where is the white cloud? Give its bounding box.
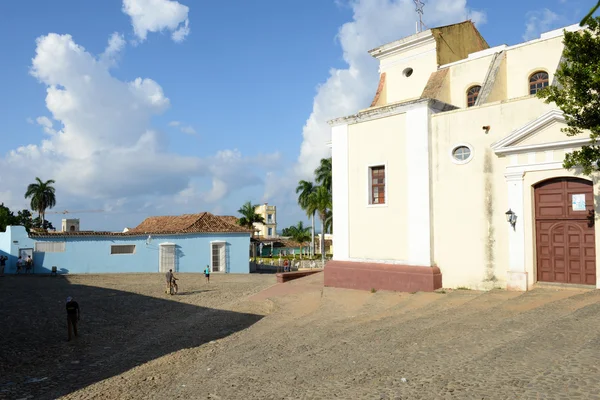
[294,0,487,179]
[35,116,57,135]
[0,31,279,221]
[523,9,561,41]
[100,32,126,66]
[180,125,196,135]
[168,120,196,135]
[122,0,190,43]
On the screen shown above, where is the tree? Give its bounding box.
[0,204,17,232]
[324,209,332,234]
[315,157,332,193]
[537,17,600,175]
[24,177,56,228]
[581,1,600,26]
[310,185,332,263]
[283,221,311,245]
[296,180,317,256]
[236,201,265,235]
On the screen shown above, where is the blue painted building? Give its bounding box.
[0,213,251,274]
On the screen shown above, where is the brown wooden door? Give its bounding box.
[535,178,596,285]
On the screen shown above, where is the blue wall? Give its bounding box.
[0,226,251,274]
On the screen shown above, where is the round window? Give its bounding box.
[403,67,414,77]
[451,145,472,163]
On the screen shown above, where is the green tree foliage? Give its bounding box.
[237,201,265,234]
[314,157,332,193]
[0,204,54,232]
[581,1,600,26]
[24,177,57,226]
[282,221,311,244]
[537,17,600,175]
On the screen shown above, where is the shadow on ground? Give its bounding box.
[0,275,264,400]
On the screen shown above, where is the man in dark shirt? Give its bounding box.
[0,255,6,277]
[66,296,80,341]
[165,269,173,294]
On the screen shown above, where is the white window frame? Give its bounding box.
[450,143,474,165]
[267,227,273,236]
[110,244,136,255]
[209,241,227,273]
[367,163,388,207]
[34,241,66,253]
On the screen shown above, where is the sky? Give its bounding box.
[0,0,592,232]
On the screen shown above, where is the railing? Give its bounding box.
[249,259,328,273]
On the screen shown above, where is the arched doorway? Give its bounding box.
[535,177,596,285]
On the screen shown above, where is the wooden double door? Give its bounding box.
[535,177,596,285]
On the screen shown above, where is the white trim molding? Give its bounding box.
[368,30,435,60]
[504,172,526,272]
[406,104,433,266]
[328,98,457,127]
[491,109,592,156]
[366,163,388,208]
[332,124,350,261]
[449,142,474,165]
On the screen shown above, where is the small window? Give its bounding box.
[35,242,66,253]
[529,71,549,95]
[268,227,273,236]
[467,85,481,107]
[111,245,136,255]
[369,166,386,205]
[451,145,473,164]
[403,67,413,77]
[267,214,272,223]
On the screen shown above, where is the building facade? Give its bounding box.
[253,203,277,238]
[0,212,252,275]
[326,21,598,292]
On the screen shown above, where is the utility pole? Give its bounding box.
[413,0,425,33]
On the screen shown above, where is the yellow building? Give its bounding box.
[327,21,596,292]
[254,203,277,238]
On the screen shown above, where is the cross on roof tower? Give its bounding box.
[413,0,426,33]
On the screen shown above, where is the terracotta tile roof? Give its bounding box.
[370,72,386,107]
[219,215,240,226]
[29,212,252,237]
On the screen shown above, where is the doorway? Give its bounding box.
[535,177,596,285]
[211,242,226,273]
[159,243,176,273]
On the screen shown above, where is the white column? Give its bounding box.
[505,171,528,290]
[405,105,432,266]
[331,124,349,261]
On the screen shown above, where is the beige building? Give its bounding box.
[254,203,277,238]
[327,21,597,292]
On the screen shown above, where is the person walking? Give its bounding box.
[66,296,80,341]
[0,255,6,277]
[16,256,23,274]
[165,269,173,294]
[204,265,210,283]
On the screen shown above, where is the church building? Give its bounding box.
[326,21,598,292]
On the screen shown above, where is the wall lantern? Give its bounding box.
[505,209,517,228]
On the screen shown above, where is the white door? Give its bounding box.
[159,244,176,273]
[211,243,226,272]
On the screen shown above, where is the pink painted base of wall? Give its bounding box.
[325,260,442,292]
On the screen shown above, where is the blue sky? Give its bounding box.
[0,0,591,231]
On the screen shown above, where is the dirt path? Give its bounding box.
[3,273,600,399]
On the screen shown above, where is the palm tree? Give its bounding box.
[24,177,56,229]
[315,157,332,193]
[581,1,600,25]
[286,221,311,249]
[237,201,265,236]
[310,185,332,263]
[324,209,332,234]
[296,180,317,256]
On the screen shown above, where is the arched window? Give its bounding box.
[466,85,481,107]
[529,71,549,95]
